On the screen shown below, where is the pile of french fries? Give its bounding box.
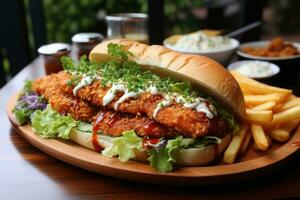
[223,71,300,164]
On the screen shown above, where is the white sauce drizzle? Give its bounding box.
[74,74,218,119]
[102,83,126,106]
[196,103,214,119]
[209,104,218,116]
[114,91,138,110]
[175,95,185,103]
[153,99,172,119]
[73,76,94,96]
[183,98,214,119]
[148,86,158,95]
[183,101,200,109]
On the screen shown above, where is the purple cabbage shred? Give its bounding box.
[153,139,167,151]
[18,92,47,111]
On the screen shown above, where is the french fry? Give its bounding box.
[231,71,292,95]
[246,109,273,123]
[268,105,300,126]
[244,93,286,106]
[239,131,252,155]
[253,135,271,148]
[269,128,290,142]
[251,124,269,151]
[230,71,299,159]
[252,101,276,110]
[239,84,255,95]
[287,94,297,101]
[223,123,248,164]
[280,119,300,132]
[266,134,272,147]
[276,98,300,112]
[273,103,284,112]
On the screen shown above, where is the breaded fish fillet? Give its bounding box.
[55,71,228,138]
[92,111,172,138]
[33,73,95,121]
[32,73,174,138]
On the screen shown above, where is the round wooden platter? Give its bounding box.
[6,94,300,185]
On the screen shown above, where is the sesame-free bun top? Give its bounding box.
[89,39,245,119]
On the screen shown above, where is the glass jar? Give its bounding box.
[72,32,104,60]
[105,13,149,44]
[38,43,70,75]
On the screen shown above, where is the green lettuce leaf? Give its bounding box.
[147,147,172,173]
[207,97,240,134]
[12,80,47,125]
[218,108,240,134]
[23,80,33,93]
[13,107,33,125]
[147,135,222,173]
[31,105,77,139]
[77,121,92,132]
[102,130,142,162]
[147,136,193,173]
[191,136,221,148]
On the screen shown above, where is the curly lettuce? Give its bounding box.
[31,105,77,139]
[102,130,143,162]
[101,130,222,173]
[12,80,47,125]
[147,136,185,172]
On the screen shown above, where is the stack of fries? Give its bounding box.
[223,71,300,164]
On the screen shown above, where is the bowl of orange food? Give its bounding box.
[237,37,300,83]
[237,37,300,60]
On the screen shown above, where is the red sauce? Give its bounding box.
[107,113,119,128]
[213,144,219,158]
[143,138,160,149]
[92,112,106,152]
[291,141,300,147]
[144,120,157,135]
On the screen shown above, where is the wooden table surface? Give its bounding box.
[1,58,300,200]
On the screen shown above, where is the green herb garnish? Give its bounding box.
[61,43,239,133]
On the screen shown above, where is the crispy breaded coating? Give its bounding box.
[56,71,217,137]
[48,95,96,121]
[32,73,96,121]
[92,111,173,138]
[32,73,175,137]
[33,72,72,99]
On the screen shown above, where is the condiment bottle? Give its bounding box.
[105,13,149,44]
[38,43,71,75]
[71,32,103,60]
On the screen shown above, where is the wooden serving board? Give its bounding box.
[6,94,300,185]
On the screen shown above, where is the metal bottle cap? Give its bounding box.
[38,43,71,55]
[72,32,104,44]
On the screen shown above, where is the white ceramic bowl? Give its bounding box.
[163,35,239,66]
[237,41,300,61]
[228,60,280,80]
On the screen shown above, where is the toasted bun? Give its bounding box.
[88,39,244,166]
[69,128,232,166]
[89,39,245,120]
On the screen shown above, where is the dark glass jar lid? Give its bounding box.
[38,43,71,55]
[72,32,104,44]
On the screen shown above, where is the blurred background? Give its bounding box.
[41,0,300,43]
[1,0,300,85]
[41,0,299,42]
